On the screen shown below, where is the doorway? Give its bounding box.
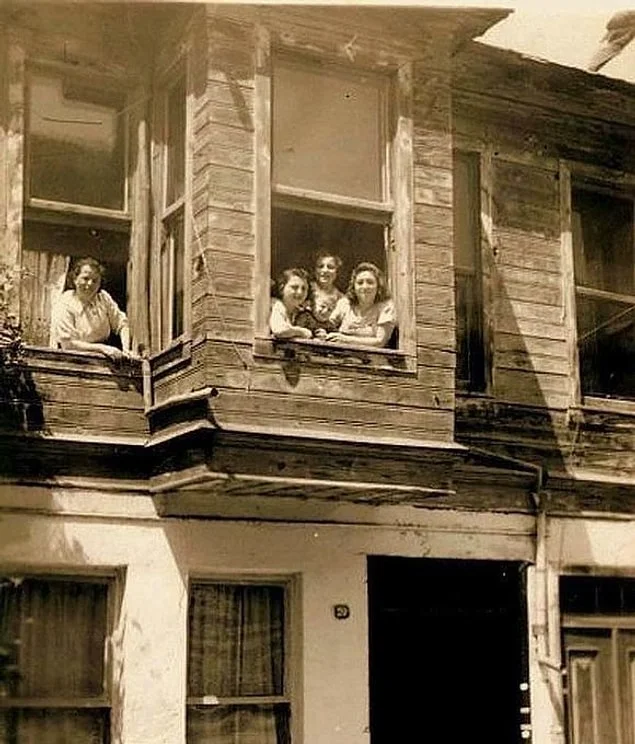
[368,556,528,743]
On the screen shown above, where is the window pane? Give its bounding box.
[187,704,291,744]
[561,576,635,615]
[160,209,185,346]
[272,207,386,291]
[573,189,634,295]
[0,708,108,744]
[455,272,485,390]
[453,150,485,391]
[166,76,186,207]
[273,63,384,201]
[0,578,107,697]
[28,73,125,210]
[188,584,285,698]
[577,293,635,399]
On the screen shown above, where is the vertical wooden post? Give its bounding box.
[393,61,415,364]
[6,38,25,322]
[254,25,271,339]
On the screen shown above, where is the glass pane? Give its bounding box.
[0,708,108,744]
[160,210,185,346]
[455,272,485,390]
[188,584,285,698]
[166,76,186,207]
[29,73,125,210]
[573,189,634,294]
[453,151,481,271]
[577,293,635,399]
[187,704,290,744]
[273,62,384,201]
[172,211,185,340]
[0,578,107,697]
[561,575,635,615]
[272,207,386,292]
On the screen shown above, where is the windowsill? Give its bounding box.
[578,396,635,417]
[20,344,143,375]
[149,336,192,378]
[253,336,415,374]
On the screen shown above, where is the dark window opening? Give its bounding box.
[454,150,485,391]
[573,187,635,400]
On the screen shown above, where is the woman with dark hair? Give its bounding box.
[269,267,314,340]
[50,257,134,360]
[327,261,396,348]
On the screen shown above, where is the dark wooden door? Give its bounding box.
[368,556,527,743]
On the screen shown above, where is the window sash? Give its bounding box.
[26,66,129,217]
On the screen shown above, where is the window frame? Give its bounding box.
[564,161,635,408]
[186,575,299,744]
[151,55,192,352]
[24,61,131,223]
[254,31,416,372]
[0,572,116,741]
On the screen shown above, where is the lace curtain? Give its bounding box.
[187,583,290,744]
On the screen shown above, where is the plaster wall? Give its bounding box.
[0,496,534,744]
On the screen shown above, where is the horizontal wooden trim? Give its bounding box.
[161,196,185,221]
[562,615,635,630]
[27,197,130,223]
[0,698,110,709]
[272,184,393,223]
[187,695,289,707]
[253,336,416,375]
[576,285,635,305]
[145,386,218,417]
[578,397,635,417]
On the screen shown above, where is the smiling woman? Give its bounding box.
[50,257,134,361]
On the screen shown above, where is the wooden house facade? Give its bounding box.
[0,3,633,743]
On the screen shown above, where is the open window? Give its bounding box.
[154,68,187,350]
[187,580,293,744]
[453,150,485,392]
[257,51,415,366]
[0,575,112,742]
[572,186,635,400]
[21,67,130,348]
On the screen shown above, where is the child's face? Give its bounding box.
[282,275,308,310]
[354,269,378,305]
[314,298,331,321]
[316,256,339,288]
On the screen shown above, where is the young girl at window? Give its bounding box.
[270,268,314,340]
[311,251,344,329]
[327,262,396,348]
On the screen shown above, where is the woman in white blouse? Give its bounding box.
[51,257,135,361]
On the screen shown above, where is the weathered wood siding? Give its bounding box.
[157,6,461,444]
[453,42,635,480]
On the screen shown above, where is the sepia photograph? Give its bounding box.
[0,0,635,741]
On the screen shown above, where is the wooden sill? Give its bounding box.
[253,336,415,374]
[579,396,635,417]
[21,345,142,376]
[149,336,192,378]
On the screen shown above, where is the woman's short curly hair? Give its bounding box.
[346,262,389,305]
[71,257,106,281]
[274,267,310,301]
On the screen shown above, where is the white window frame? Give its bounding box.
[152,55,191,352]
[254,30,416,372]
[186,575,299,744]
[562,161,635,410]
[24,61,131,225]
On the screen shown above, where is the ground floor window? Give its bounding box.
[187,581,291,744]
[561,575,635,744]
[0,575,111,743]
